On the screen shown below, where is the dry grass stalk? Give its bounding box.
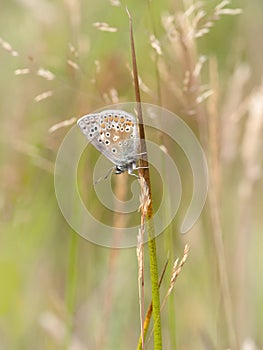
[109,0,120,7]
[234,81,263,343]
[166,244,189,298]
[194,1,243,38]
[93,22,118,32]
[137,228,145,349]
[0,37,18,56]
[149,34,163,56]
[241,85,263,177]
[34,90,54,102]
[14,68,30,75]
[126,63,152,95]
[12,140,54,173]
[146,245,189,347]
[39,311,85,349]
[139,177,151,218]
[68,43,79,58]
[161,9,206,120]
[137,176,151,348]
[207,57,220,199]
[137,229,144,284]
[48,117,77,133]
[15,67,55,81]
[102,88,119,104]
[160,1,242,120]
[207,56,239,349]
[94,60,101,74]
[67,60,80,71]
[221,64,251,163]
[64,0,80,31]
[37,68,55,80]
[108,88,119,103]
[13,55,56,105]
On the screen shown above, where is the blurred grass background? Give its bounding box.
[0,0,263,349]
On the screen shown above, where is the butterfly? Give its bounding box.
[77,109,142,176]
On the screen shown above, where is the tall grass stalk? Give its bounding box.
[136,259,169,350]
[127,9,162,349]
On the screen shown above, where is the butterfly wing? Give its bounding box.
[77,110,140,166]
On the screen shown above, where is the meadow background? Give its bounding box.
[0,0,263,349]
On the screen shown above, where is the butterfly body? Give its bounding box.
[114,161,137,175]
[77,109,140,175]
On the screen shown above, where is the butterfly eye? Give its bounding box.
[111,148,117,153]
[105,140,110,145]
[125,126,130,132]
[130,134,134,138]
[118,142,122,147]
[120,127,124,132]
[106,132,110,137]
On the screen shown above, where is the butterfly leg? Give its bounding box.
[129,172,139,179]
[133,166,149,170]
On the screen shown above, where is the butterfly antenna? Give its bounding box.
[137,151,147,156]
[94,166,115,185]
